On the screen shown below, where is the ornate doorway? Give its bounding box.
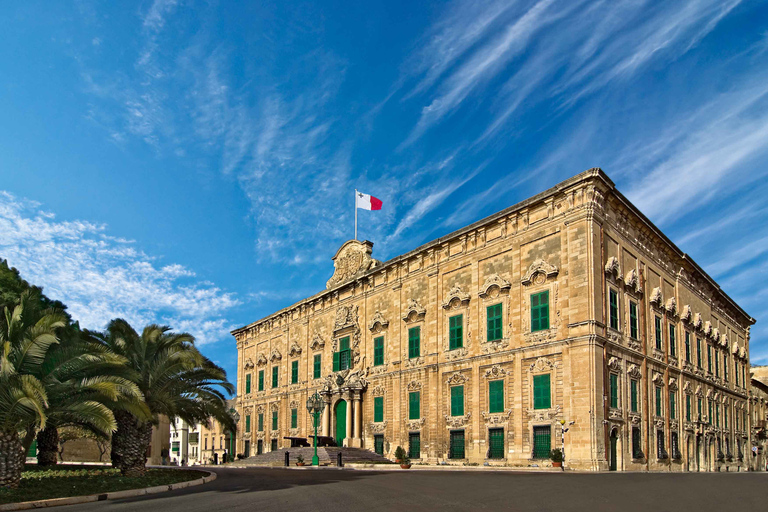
[335,400,347,445]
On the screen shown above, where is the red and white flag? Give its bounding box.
[355,191,383,211]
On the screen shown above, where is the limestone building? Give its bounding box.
[233,168,756,471]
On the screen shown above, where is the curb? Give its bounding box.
[0,470,216,511]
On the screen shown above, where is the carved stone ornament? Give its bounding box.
[739,347,746,359]
[445,412,471,428]
[482,410,512,425]
[288,342,302,357]
[680,305,692,323]
[693,313,703,330]
[484,365,508,379]
[529,357,558,373]
[608,356,621,372]
[371,385,385,397]
[527,404,561,422]
[604,257,621,278]
[244,358,255,370]
[720,334,729,349]
[521,260,559,286]
[256,354,268,367]
[624,269,642,294]
[407,380,423,391]
[310,333,325,351]
[270,402,279,412]
[442,285,471,309]
[402,298,426,323]
[665,297,677,315]
[404,418,426,431]
[334,305,359,331]
[732,342,740,355]
[651,372,664,385]
[669,377,678,392]
[479,274,512,298]
[289,400,300,409]
[368,310,389,333]
[326,239,380,289]
[683,381,691,393]
[627,364,642,379]
[712,328,720,343]
[695,385,703,397]
[446,372,468,386]
[270,348,282,362]
[704,321,713,337]
[649,287,663,308]
[369,421,387,433]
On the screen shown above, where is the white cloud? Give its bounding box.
[0,192,240,345]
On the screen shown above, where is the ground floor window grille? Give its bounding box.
[632,427,644,459]
[374,435,384,456]
[656,430,668,460]
[449,430,465,459]
[257,440,263,455]
[409,433,421,459]
[532,426,551,459]
[488,428,504,459]
[271,439,278,452]
[671,432,681,460]
[244,440,251,458]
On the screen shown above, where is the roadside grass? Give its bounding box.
[0,465,205,505]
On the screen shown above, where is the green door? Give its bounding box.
[335,400,347,445]
[489,428,504,459]
[609,430,617,471]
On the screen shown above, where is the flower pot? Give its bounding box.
[296,462,306,466]
[552,461,562,468]
[400,464,412,469]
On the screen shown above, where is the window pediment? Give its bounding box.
[442,285,470,309]
[479,274,511,298]
[402,298,426,323]
[521,259,559,286]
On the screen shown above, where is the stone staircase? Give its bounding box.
[239,446,394,467]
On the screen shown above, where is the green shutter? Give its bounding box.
[409,433,421,459]
[449,430,465,459]
[291,360,298,384]
[531,291,549,332]
[610,373,618,408]
[655,316,662,350]
[258,370,264,391]
[629,301,638,339]
[408,327,420,359]
[374,396,383,423]
[488,428,504,459]
[449,315,463,350]
[291,408,297,429]
[409,391,420,420]
[655,386,662,416]
[333,351,340,372]
[686,395,691,422]
[609,289,618,330]
[670,391,676,420]
[669,325,676,357]
[489,380,504,413]
[340,336,350,351]
[685,332,691,362]
[532,426,551,458]
[630,379,638,412]
[272,366,278,388]
[258,413,264,431]
[245,415,251,433]
[314,354,321,379]
[708,345,712,372]
[374,336,384,366]
[245,373,251,394]
[272,410,278,430]
[487,304,502,342]
[533,374,551,409]
[451,386,464,416]
[697,338,702,367]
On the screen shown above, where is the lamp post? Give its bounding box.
[230,408,240,462]
[307,392,323,466]
[559,419,573,470]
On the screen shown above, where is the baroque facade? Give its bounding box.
[233,168,756,471]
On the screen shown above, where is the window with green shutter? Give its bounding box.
[291,408,297,429]
[333,336,351,371]
[409,391,420,420]
[314,354,321,379]
[669,324,676,357]
[408,327,420,359]
[272,366,278,388]
[686,395,691,422]
[246,373,252,394]
[530,291,549,332]
[533,374,551,410]
[715,349,719,377]
[271,439,278,452]
[258,370,264,391]
[736,360,740,386]
[272,410,278,430]
[609,289,619,330]
[449,430,465,459]
[697,338,702,367]
[374,435,384,455]
[374,336,384,366]
[724,407,728,429]
[487,304,502,341]
[698,397,703,421]
[258,413,264,431]
[291,360,299,384]
[409,432,421,459]
[655,316,662,350]
[449,315,463,350]
[532,426,551,459]
[374,396,384,423]
[707,345,712,373]
[609,373,619,408]
[245,415,251,433]
[670,391,676,420]
[632,427,642,459]
[630,379,639,412]
[716,403,720,428]
[655,386,662,416]
[488,428,504,459]
[489,380,504,413]
[724,354,729,382]
[629,301,638,339]
[451,386,464,416]
[708,401,713,425]
[685,332,691,362]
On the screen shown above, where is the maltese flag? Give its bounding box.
[355,191,383,210]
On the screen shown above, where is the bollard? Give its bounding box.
[337,451,343,467]
[285,451,290,467]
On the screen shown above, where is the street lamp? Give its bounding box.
[307,392,324,466]
[559,419,574,470]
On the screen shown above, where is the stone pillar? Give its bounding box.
[322,400,330,437]
[346,393,353,447]
[352,393,363,447]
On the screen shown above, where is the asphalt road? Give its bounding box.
[54,467,767,512]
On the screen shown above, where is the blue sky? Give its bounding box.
[2,0,768,384]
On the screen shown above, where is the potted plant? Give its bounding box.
[394,446,406,464]
[400,455,412,469]
[296,454,306,467]
[549,448,564,468]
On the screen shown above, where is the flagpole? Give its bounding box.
[354,189,358,241]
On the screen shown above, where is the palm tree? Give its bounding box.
[95,319,235,476]
[0,291,67,488]
[32,325,149,466]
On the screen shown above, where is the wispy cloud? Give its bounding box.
[0,191,239,344]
